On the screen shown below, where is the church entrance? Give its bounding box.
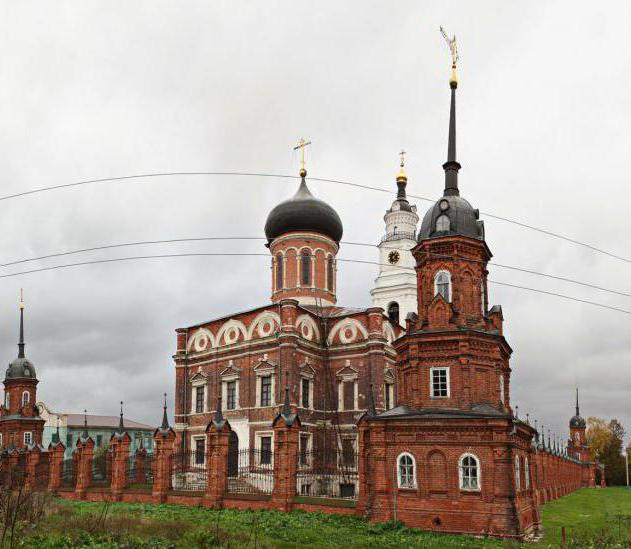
[228,431,239,477]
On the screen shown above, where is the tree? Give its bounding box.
[586,416,626,486]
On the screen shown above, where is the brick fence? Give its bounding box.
[0,410,605,540]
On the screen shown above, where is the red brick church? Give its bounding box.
[171,59,603,537]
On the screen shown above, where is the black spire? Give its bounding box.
[18,297,25,359]
[118,401,124,433]
[82,409,89,439]
[575,387,580,417]
[442,78,461,197]
[160,393,170,430]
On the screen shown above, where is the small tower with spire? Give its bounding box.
[370,151,419,326]
[0,290,45,448]
[568,388,590,462]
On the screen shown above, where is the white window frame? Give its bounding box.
[429,367,450,398]
[499,374,505,404]
[397,452,417,489]
[4,393,9,409]
[23,431,33,446]
[337,378,358,411]
[299,432,313,468]
[524,457,530,490]
[222,376,240,411]
[299,376,314,410]
[21,391,30,407]
[0,433,3,447]
[434,270,452,302]
[459,453,481,492]
[384,382,395,410]
[436,214,450,232]
[514,455,521,491]
[191,382,207,414]
[255,431,274,466]
[191,435,206,465]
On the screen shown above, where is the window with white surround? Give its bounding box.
[21,391,29,406]
[255,360,276,408]
[226,381,237,410]
[4,393,9,409]
[24,432,32,446]
[336,362,359,411]
[192,436,205,465]
[385,382,395,410]
[339,436,357,469]
[255,431,274,465]
[195,386,205,413]
[397,453,416,489]
[275,253,284,290]
[430,367,450,398]
[434,270,452,302]
[260,376,272,407]
[459,453,480,491]
[436,214,450,232]
[190,375,207,414]
[300,377,312,409]
[514,455,521,491]
[499,374,505,404]
[299,432,312,467]
[524,457,530,490]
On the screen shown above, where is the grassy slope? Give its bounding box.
[538,487,631,546]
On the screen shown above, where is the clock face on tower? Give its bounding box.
[388,251,400,264]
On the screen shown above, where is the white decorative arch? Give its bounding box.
[247,311,281,340]
[397,452,417,489]
[187,328,216,352]
[327,318,369,345]
[216,319,248,346]
[382,322,396,344]
[295,314,321,342]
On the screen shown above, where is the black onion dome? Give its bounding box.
[264,177,343,244]
[418,194,484,241]
[570,415,586,429]
[5,357,36,380]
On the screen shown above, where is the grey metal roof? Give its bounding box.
[5,357,36,380]
[65,413,153,430]
[264,176,343,244]
[418,194,485,242]
[372,403,509,421]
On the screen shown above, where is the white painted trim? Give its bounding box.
[459,452,481,491]
[397,452,417,489]
[429,367,450,398]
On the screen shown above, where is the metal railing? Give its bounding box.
[171,450,207,491]
[381,231,416,243]
[227,448,274,495]
[60,457,75,488]
[129,453,154,489]
[91,453,111,486]
[297,449,358,500]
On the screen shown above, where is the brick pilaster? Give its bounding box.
[271,414,300,511]
[24,447,41,490]
[356,418,373,517]
[204,419,231,508]
[110,433,131,498]
[153,428,176,502]
[47,442,65,492]
[75,437,95,498]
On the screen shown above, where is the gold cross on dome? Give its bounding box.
[293,137,312,175]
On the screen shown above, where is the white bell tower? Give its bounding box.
[370,154,419,326]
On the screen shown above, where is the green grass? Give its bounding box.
[13,488,631,547]
[538,487,631,546]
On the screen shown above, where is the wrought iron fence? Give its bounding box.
[227,448,274,495]
[297,449,358,500]
[91,452,111,486]
[171,450,207,491]
[60,457,75,488]
[128,453,154,489]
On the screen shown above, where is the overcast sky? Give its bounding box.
[0,1,629,444]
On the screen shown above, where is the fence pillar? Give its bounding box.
[47,442,66,492]
[356,416,373,517]
[204,415,232,508]
[75,437,95,499]
[110,433,131,499]
[153,425,176,502]
[24,446,41,490]
[271,393,300,512]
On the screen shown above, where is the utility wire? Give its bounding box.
[2,236,628,299]
[0,251,628,316]
[0,170,627,264]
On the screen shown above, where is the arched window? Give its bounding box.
[499,375,505,404]
[480,281,486,314]
[301,250,311,286]
[524,457,530,490]
[21,391,29,406]
[397,453,416,488]
[275,254,283,290]
[514,455,521,491]
[434,270,451,302]
[326,256,334,291]
[436,214,450,232]
[4,393,9,409]
[387,302,400,325]
[459,453,480,491]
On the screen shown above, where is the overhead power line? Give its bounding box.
[0,171,628,264]
[0,251,628,316]
[2,236,628,299]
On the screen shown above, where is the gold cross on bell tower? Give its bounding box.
[293,137,312,177]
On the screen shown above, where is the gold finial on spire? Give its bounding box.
[398,149,407,180]
[440,26,459,86]
[293,137,312,177]
[19,288,24,310]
